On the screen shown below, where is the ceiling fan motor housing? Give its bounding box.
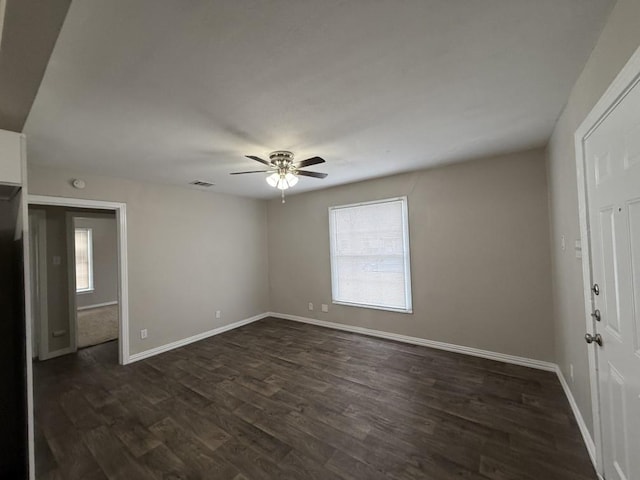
[269,150,295,172]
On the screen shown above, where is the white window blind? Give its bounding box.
[329,197,412,313]
[75,228,94,292]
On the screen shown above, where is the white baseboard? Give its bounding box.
[39,346,75,361]
[268,312,556,372]
[77,300,118,311]
[555,365,597,469]
[127,313,269,363]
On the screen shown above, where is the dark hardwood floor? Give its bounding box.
[34,317,596,480]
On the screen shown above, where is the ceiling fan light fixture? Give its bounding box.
[285,173,298,187]
[277,178,288,190]
[266,171,299,190]
[266,172,279,187]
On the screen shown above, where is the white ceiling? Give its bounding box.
[24,0,613,199]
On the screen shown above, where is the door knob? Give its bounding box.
[585,333,603,346]
[591,309,601,321]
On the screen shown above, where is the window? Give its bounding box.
[329,196,412,313]
[75,227,94,292]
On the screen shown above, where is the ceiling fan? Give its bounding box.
[230,150,328,203]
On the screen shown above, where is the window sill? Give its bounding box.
[332,300,413,314]
[76,289,94,294]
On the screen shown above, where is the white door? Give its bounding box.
[585,76,640,480]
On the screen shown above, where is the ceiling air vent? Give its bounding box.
[190,180,215,188]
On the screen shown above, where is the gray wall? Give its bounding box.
[547,0,640,437]
[75,214,118,308]
[28,165,270,355]
[32,205,70,352]
[268,149,554,361]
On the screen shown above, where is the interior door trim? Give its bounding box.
[65,211,78,355]
[27,194,130,366]
[574,43,640,478]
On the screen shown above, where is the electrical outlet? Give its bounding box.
[321,304,329,312]
[561,235,566,251]
[570,364,574,383]
[215,310,221,319]
[308,302,314,311]
[140,329,148,339]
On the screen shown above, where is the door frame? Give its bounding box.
[28,195,130,365]
[65,211,78,355]
[574,44,640,477]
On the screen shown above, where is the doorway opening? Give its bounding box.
[27,195,129,365]
[28,196,129,479]
[74,214,119,349]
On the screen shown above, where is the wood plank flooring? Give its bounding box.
[34,317,596,480]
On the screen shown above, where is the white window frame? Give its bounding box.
[75,227,94,293]
[329,196,413,313]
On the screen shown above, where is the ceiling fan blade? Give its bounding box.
[296,170,328,179]
[245,155,272,166]
[294,156,325,168]
[230,170,270,175]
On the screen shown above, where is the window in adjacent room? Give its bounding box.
[329,196,412,313]
[75,227,94,292]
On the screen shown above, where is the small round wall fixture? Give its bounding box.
[72,179,86,189]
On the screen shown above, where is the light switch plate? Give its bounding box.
[575,239,582,259]
[140,329,148,339]
[321,304,328,313]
